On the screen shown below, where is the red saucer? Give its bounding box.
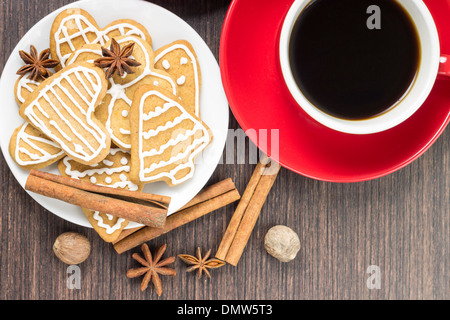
[220,0,450,182]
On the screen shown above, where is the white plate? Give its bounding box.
[0,0,229,229]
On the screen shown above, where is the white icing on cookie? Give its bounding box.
[22,65,108,163]
[62,148,139,190]
[162,60,170,70]
[93,211,125,234]
[102,159,114,166]
[103,37,177,149]
[54,13,147,68]
[16,77,41,104]
[65,48,102,66]
[65,38,183,151]
[154,43,200,117]
[137,90,211,184]
[14,123,64,166]
[177,75,186,85]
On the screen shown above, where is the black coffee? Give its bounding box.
[289,0,420,120]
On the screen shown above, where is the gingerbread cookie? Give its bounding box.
[58,148,142,242]
[154,40,201,117]
[12,49,64,170]
[130,85,212,186]
[15,76,43,106]
[50,8,152,69]
[19,62,110,166]
[9,122,65,170]
[65,44,102,66]
[67,36,179,149]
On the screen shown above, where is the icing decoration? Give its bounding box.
[62,148,138,190]
[135,89,211,185]
[177,75,186,85]
[67,36,178,150]
[65,48,103,66]
[53,12,148,68]
[92,211,125,234]
[155,43,200,117]
[13,122,64,167]
[102,159,114,166]
[162,60,170,70]
[20,63,109,164]
[16,77,41,104]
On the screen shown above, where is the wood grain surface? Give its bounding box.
[0,0,448,300]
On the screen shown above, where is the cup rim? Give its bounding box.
[279,0,441,135]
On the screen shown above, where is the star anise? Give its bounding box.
[126,243,176,296]
[16,45,60,81]
[94,38,141,79]
[178,247,226,279]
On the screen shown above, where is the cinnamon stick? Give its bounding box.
[179,178,237,210]
[25,170,170,227]
[29,170,171,208]
[112,178,237,244]
[215,157,268,260]
[113,179,241,254]
[216,157,281,266]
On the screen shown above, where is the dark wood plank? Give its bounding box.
[0,0,448,300]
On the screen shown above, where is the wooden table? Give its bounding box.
[0,0,448,300]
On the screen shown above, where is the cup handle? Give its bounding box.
[438,54,450,78]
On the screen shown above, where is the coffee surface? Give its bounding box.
[289,0,420,120]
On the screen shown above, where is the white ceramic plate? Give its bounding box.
[0,0,229,228]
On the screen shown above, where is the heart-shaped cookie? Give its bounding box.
[50,8,152,69]
[67,36,179,150]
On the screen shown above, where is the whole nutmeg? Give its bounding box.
[53,232,91,264]
[264,225,300,262]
